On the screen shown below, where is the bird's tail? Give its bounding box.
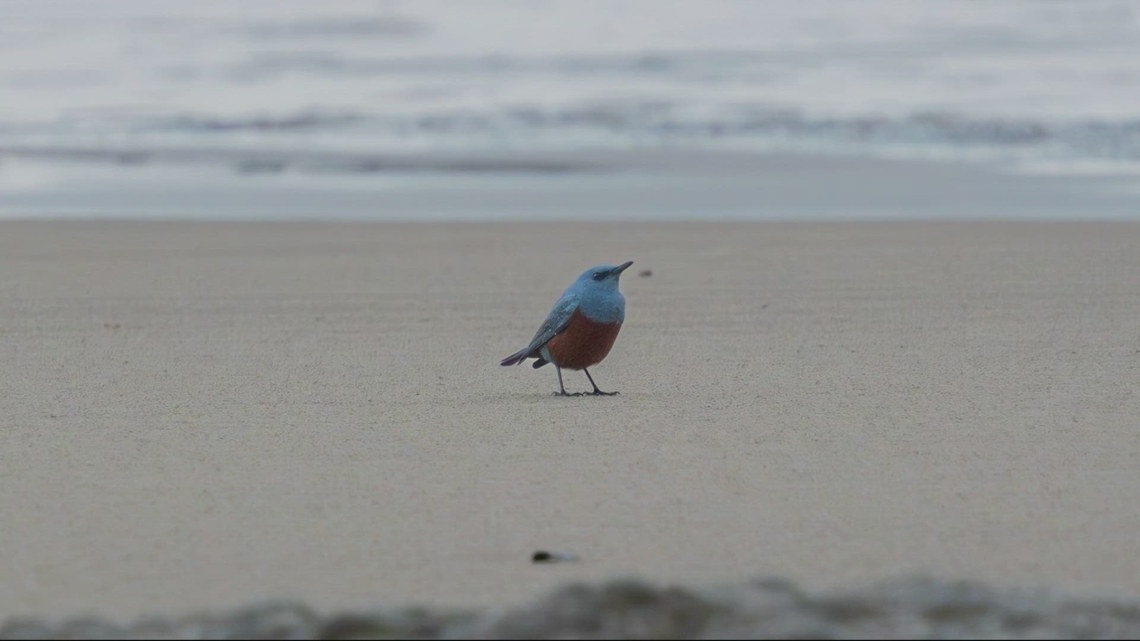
[500,348,531,367]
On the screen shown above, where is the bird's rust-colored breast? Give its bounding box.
[545,309,622,370]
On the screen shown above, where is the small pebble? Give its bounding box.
[532,550,579,563]
[639,269,653,278]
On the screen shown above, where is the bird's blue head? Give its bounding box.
[570,261,634,294]
[563,261,633,323]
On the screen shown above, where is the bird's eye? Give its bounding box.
[592,271,605,281]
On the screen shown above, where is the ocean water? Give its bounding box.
[2,0,1139,218]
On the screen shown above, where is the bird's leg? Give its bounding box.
[553,365,573,397]
[583,369,618,396]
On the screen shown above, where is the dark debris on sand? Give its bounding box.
[4,576,1140,640]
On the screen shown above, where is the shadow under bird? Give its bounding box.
[501,261,633,396]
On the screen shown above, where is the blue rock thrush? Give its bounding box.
[500,261,633,396]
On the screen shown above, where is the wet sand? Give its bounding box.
[1,220,1138,621]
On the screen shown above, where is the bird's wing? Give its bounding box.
[522,293,579,355]
[500,293,580,367]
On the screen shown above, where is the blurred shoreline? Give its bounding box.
[4,0,1140,223]
[2,146,1137,220]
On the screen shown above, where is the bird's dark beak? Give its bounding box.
[613,261,634,276]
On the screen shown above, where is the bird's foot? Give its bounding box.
[552,391,586,397]
[589,390,619,396]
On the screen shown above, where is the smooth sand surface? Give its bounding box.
[1,221,1139,620]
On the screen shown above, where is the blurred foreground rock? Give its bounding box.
[4,576,1140,639]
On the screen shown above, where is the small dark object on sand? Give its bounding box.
[532,550,579,564]
[639,269,653,278]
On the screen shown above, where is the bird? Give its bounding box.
[501,261,633,396]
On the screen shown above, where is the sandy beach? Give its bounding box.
[1,220,1139,623]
